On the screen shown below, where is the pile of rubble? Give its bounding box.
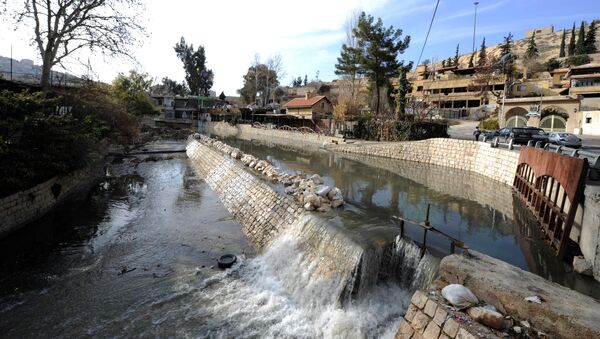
[193,133,344,212]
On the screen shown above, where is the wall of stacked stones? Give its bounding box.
[330,139,520,186]
[0,163,103,238]
[186,138,304,249]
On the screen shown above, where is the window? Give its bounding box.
[586,117,592,124]
[321,102,325,109]
[417,86,423,92]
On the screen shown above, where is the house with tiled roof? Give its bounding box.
[283,93,332,119]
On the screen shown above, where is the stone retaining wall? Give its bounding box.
[186,137,304,249]
[0,162,104,239]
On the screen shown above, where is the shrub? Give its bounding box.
[563,54,591,67]
[479,119,499,131]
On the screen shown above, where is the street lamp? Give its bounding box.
[472,2,479,52]
[500,80,521,126]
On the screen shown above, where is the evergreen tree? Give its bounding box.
[395,65,411,120]
[219,91,226,100]
[352,11,410,115]
[568,22,576,56]
[468,52,475,68]
[446,57,453,67]
[174,37,214,96]
[585,21,597,54]
[559,29,566,57]
[304,74,308,86]
[454,44,460,66]
[478,38,487,66]
[525,32,539,59]
[575,21,586,55]
[441,60,446,67]
[499,33,513,56]
[335,43,361,83]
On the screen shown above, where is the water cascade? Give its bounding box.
[194,214,439,338]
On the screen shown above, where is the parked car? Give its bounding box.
[484,127,549,145]
[548,132,582,148]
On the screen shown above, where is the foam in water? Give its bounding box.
[186,215,437,338]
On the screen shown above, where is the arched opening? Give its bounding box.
[505,107,528,127]
[540,115,567,132]
[506,115,528,127]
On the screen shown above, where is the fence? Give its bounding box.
[0,70,86,87]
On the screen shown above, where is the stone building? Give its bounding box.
[282,93,333,119]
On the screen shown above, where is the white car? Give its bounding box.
[548,132,582,148]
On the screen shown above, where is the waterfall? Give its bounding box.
[192,215,439,338]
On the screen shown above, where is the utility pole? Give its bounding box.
[10,45,13,80]
[472,2,479,52]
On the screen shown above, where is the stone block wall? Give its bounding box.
[329,139,520,186]
[186,138,304,249]
[0,163,103,238]
[396,290,499,339]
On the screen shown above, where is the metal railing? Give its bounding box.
[391,204,469,257]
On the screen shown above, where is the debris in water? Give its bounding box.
[118,266,137,275]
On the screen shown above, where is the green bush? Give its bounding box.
[563,54,591,67]
[479,119,499,130]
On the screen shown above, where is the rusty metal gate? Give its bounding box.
[513,146,588,258]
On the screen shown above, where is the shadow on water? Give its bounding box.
[220,137,600,299]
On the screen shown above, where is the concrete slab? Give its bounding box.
[439,251,600,339]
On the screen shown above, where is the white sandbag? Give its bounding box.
[441,284,479,308]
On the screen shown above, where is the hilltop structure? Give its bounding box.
[407,19,600,135]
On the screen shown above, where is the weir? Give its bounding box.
[186,135,438,314]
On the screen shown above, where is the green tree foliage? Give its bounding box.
[219,92,226,101]
[544,58,561,71]
[575,21,586,55]
[112,71,159,116]
[352,11,410,115]
[559,29,566,57]
[174,37,214,96]
[454,44,460,66]
[498,33,516,80]
[394,65,411,119]
[304,75,308,86]
[525,32,539,59]
[478,38,487,66]
[568,22,576,56]
[585,21,597,54]
[335,43,360,86]
[292,77,303,87]
[441,60,446,68]
[0,83,139,197]
[563,54,592,67]
[237,64,278,105]
[468,52,475,68]
[152,77,189,96]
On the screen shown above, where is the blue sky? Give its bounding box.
[1,0,599,95]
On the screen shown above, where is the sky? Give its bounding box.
[1,0,600,96]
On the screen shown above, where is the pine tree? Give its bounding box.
[478,38,487,66]
[568,22,576,56]
[575,21,586,55]
[468,52,475,68]
[585,21,597,54]
[395,65,410,120]
[525,32,539,59]
[499,32,513,56]
[559,29,566,57]
[446,57,453,67]
[453,44,460,66]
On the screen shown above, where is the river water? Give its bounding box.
[1,138,598,338]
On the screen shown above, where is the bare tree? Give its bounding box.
[266,54,285,105]
[8,0,145,90]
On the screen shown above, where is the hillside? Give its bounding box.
[438,20,600,68]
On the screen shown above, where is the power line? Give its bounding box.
[416,0,441,67]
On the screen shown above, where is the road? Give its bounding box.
[447,119,600,151]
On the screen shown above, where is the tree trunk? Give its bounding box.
[375,84,381,117]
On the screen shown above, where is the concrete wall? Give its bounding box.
[329,138,520,186]
[0,163,104,239]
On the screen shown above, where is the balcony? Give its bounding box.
[570,85,600,96]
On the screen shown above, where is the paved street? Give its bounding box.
[447,119,600,151]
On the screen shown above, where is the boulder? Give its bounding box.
[573,256,594,276]
[310,174,324,185]
[315,185,332,197]
[466,306,505,330]
[331,199,344,208]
